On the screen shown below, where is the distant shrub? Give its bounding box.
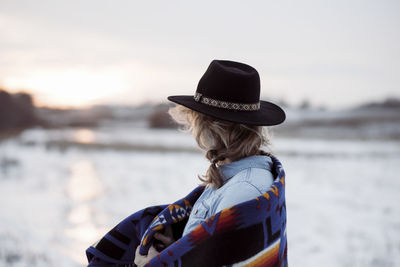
[382,97,400,108]
[359,97,400,109]
[298,98,311,109]
[148,104,178,129]
[0,89,38,130]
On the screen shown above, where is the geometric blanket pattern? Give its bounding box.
[86,154,288,267]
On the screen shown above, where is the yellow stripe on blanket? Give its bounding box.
[233,238,280,267]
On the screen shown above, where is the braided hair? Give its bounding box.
[168,104,274,189]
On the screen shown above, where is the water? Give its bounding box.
[0,125,399,266]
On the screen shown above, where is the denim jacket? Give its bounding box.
[181,154,274,237]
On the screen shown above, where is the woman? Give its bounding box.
[134,59,286,266]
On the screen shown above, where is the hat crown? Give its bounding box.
[196,60,260,104]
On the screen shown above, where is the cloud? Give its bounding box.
[0,0,399,109]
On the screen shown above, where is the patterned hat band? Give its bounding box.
[193,92,260,111]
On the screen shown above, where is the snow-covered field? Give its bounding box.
[0,125,399,267]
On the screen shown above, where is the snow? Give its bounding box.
[0,126,399,266]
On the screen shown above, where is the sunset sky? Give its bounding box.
[0,0,399,109]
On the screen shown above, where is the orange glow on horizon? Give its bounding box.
[2,68,131,108]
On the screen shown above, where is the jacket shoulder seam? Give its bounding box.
[242,180,264,195]
[222,178,263,195]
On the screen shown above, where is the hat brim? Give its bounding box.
[167,95,286,126]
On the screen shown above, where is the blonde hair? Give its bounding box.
[168,104,274,189]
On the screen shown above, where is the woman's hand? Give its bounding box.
[153,224,175,250]
[134,225,175,267]
[134,244,158,267]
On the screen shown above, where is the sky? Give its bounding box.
[0,0,399,110]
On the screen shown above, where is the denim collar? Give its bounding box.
[217,155,273,183]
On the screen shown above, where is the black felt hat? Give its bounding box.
[167,59,286,126]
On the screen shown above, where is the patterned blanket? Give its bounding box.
[86,154,288,267]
